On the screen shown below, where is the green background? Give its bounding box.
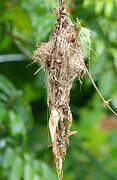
[0,0,117,179]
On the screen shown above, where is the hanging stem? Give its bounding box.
[59,0,63,8]
[85,66,117,117]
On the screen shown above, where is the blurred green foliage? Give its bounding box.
[0,0,117,179]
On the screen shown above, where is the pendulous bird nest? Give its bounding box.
[31,1,117,179]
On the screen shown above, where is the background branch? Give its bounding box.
[0,54,26,63]
[7,31,35,46]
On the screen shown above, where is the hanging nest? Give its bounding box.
[31,1,117,179]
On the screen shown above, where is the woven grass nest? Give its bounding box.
[31,1,117,179]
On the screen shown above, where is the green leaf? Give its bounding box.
[0,74,16,97]
[39,161,58,180]
[95,39,105,56]
[95,0,104,15]
[24,162,34,180]
[104,0,114,18]
[9,110,26,137]
[33,174,41,180]
[79,107,107,149]
[23,83,41,102]
[91,53,107,75]
[11,5,32,37]
[0,107,8,123]
[0,92,8,102]
[12,97,33,125]
[10,156,23,180]
[3,148,15,169]
[80,27,91,57]
[83,0,92,7]
[99,70,115,97]
[24,158,57,180]
[0,74,32,127]
[44,0,56,9]
[35,14,56,41]
[0,36,12,51]
[109,48,117,69]
[76,18,82,30]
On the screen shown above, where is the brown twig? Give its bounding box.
[7,31,35,46]
[85,66,117,117]
[14,40,31,57]
[59,0,63,7]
